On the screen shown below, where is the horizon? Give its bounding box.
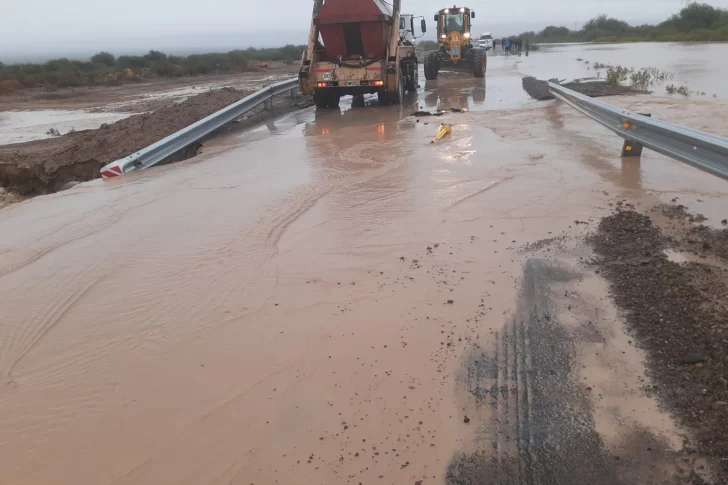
[2,0,728,64]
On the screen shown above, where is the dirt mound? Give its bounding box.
[591,209,728,481]
[0,88,250,195]
[522,76,647,101]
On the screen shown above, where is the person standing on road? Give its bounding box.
[503,39,510,56]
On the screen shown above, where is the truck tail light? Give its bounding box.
[373,80,384,86]
[317,82,329,87]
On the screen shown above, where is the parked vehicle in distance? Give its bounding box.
[477,33,494,50]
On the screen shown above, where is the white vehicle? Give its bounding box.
[477,32,494,50]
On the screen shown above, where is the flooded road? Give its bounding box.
[1,58,727,485]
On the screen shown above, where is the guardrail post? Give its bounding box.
[621,113,651,158]
[264,98,273,110]
[290,87,298,98]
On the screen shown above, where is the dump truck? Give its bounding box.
[298,0,426,108]
[423,5,486,80]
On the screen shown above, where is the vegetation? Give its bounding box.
[512,3,728,43]
[0,45,306,92]
[417,40,440,51]
[605,66,630,85]
[598,64,674,89]
[666,84,691,96]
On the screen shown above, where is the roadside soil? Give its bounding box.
[522,76,648,101]
[590,203,728,482]
[0,88,311,195]
[0,65,298,113]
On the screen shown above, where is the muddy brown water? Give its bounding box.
[517,42,728,99]
[1,58,728,485]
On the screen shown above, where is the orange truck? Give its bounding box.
[298,0,426,107]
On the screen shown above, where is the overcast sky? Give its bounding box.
[2,0,727,61]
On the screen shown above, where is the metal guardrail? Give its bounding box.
[100,78,299,178]
[548,81,728,181]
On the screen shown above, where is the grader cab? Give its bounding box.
[423,5,486,80]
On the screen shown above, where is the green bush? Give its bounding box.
[91,52,115,66]
[418,40,439,51]
[605,65,630,85]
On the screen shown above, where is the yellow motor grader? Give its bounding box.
[423,5,486,80]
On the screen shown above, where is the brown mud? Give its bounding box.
[591,206,728,482]
[0,88,309,195]
[522,76,648,101]
[0,66,298,112]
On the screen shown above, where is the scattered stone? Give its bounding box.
[682,353,708,365]
[463,415,470,424]
[591,209,728,482]
[447,300,454,304]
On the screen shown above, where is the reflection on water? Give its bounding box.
[519,42,728,98]
[423,77,486,111]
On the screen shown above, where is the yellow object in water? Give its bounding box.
[431,124,453,143]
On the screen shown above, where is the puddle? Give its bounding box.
[664,249,694,263]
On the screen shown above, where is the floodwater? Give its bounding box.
[0,110,132,145]
[516,42,728,98]
[1,55,728,485]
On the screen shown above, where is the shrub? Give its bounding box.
[91,52,115,66]
[605,65,630,85]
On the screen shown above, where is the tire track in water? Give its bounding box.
[449,259,626,485]
[0,271,107,380]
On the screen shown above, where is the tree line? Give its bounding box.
[0,45,306,92]
[516,3,728,43]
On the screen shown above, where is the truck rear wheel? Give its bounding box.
[327,93,341,108]
[424,51,439,80]
[389,70,405,105]
[313,90,328,108]
[377,90,390,106]
[472,48,486,78]
[313,90,340,109]
[406,61,418,92]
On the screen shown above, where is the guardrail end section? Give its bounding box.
[101,161,124,179]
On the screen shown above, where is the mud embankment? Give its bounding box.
[522,76,648,101]
[591,206,728,482]
[0,88,310,196]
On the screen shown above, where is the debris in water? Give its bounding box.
[412,110,444,117]
[431,124,453,143]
